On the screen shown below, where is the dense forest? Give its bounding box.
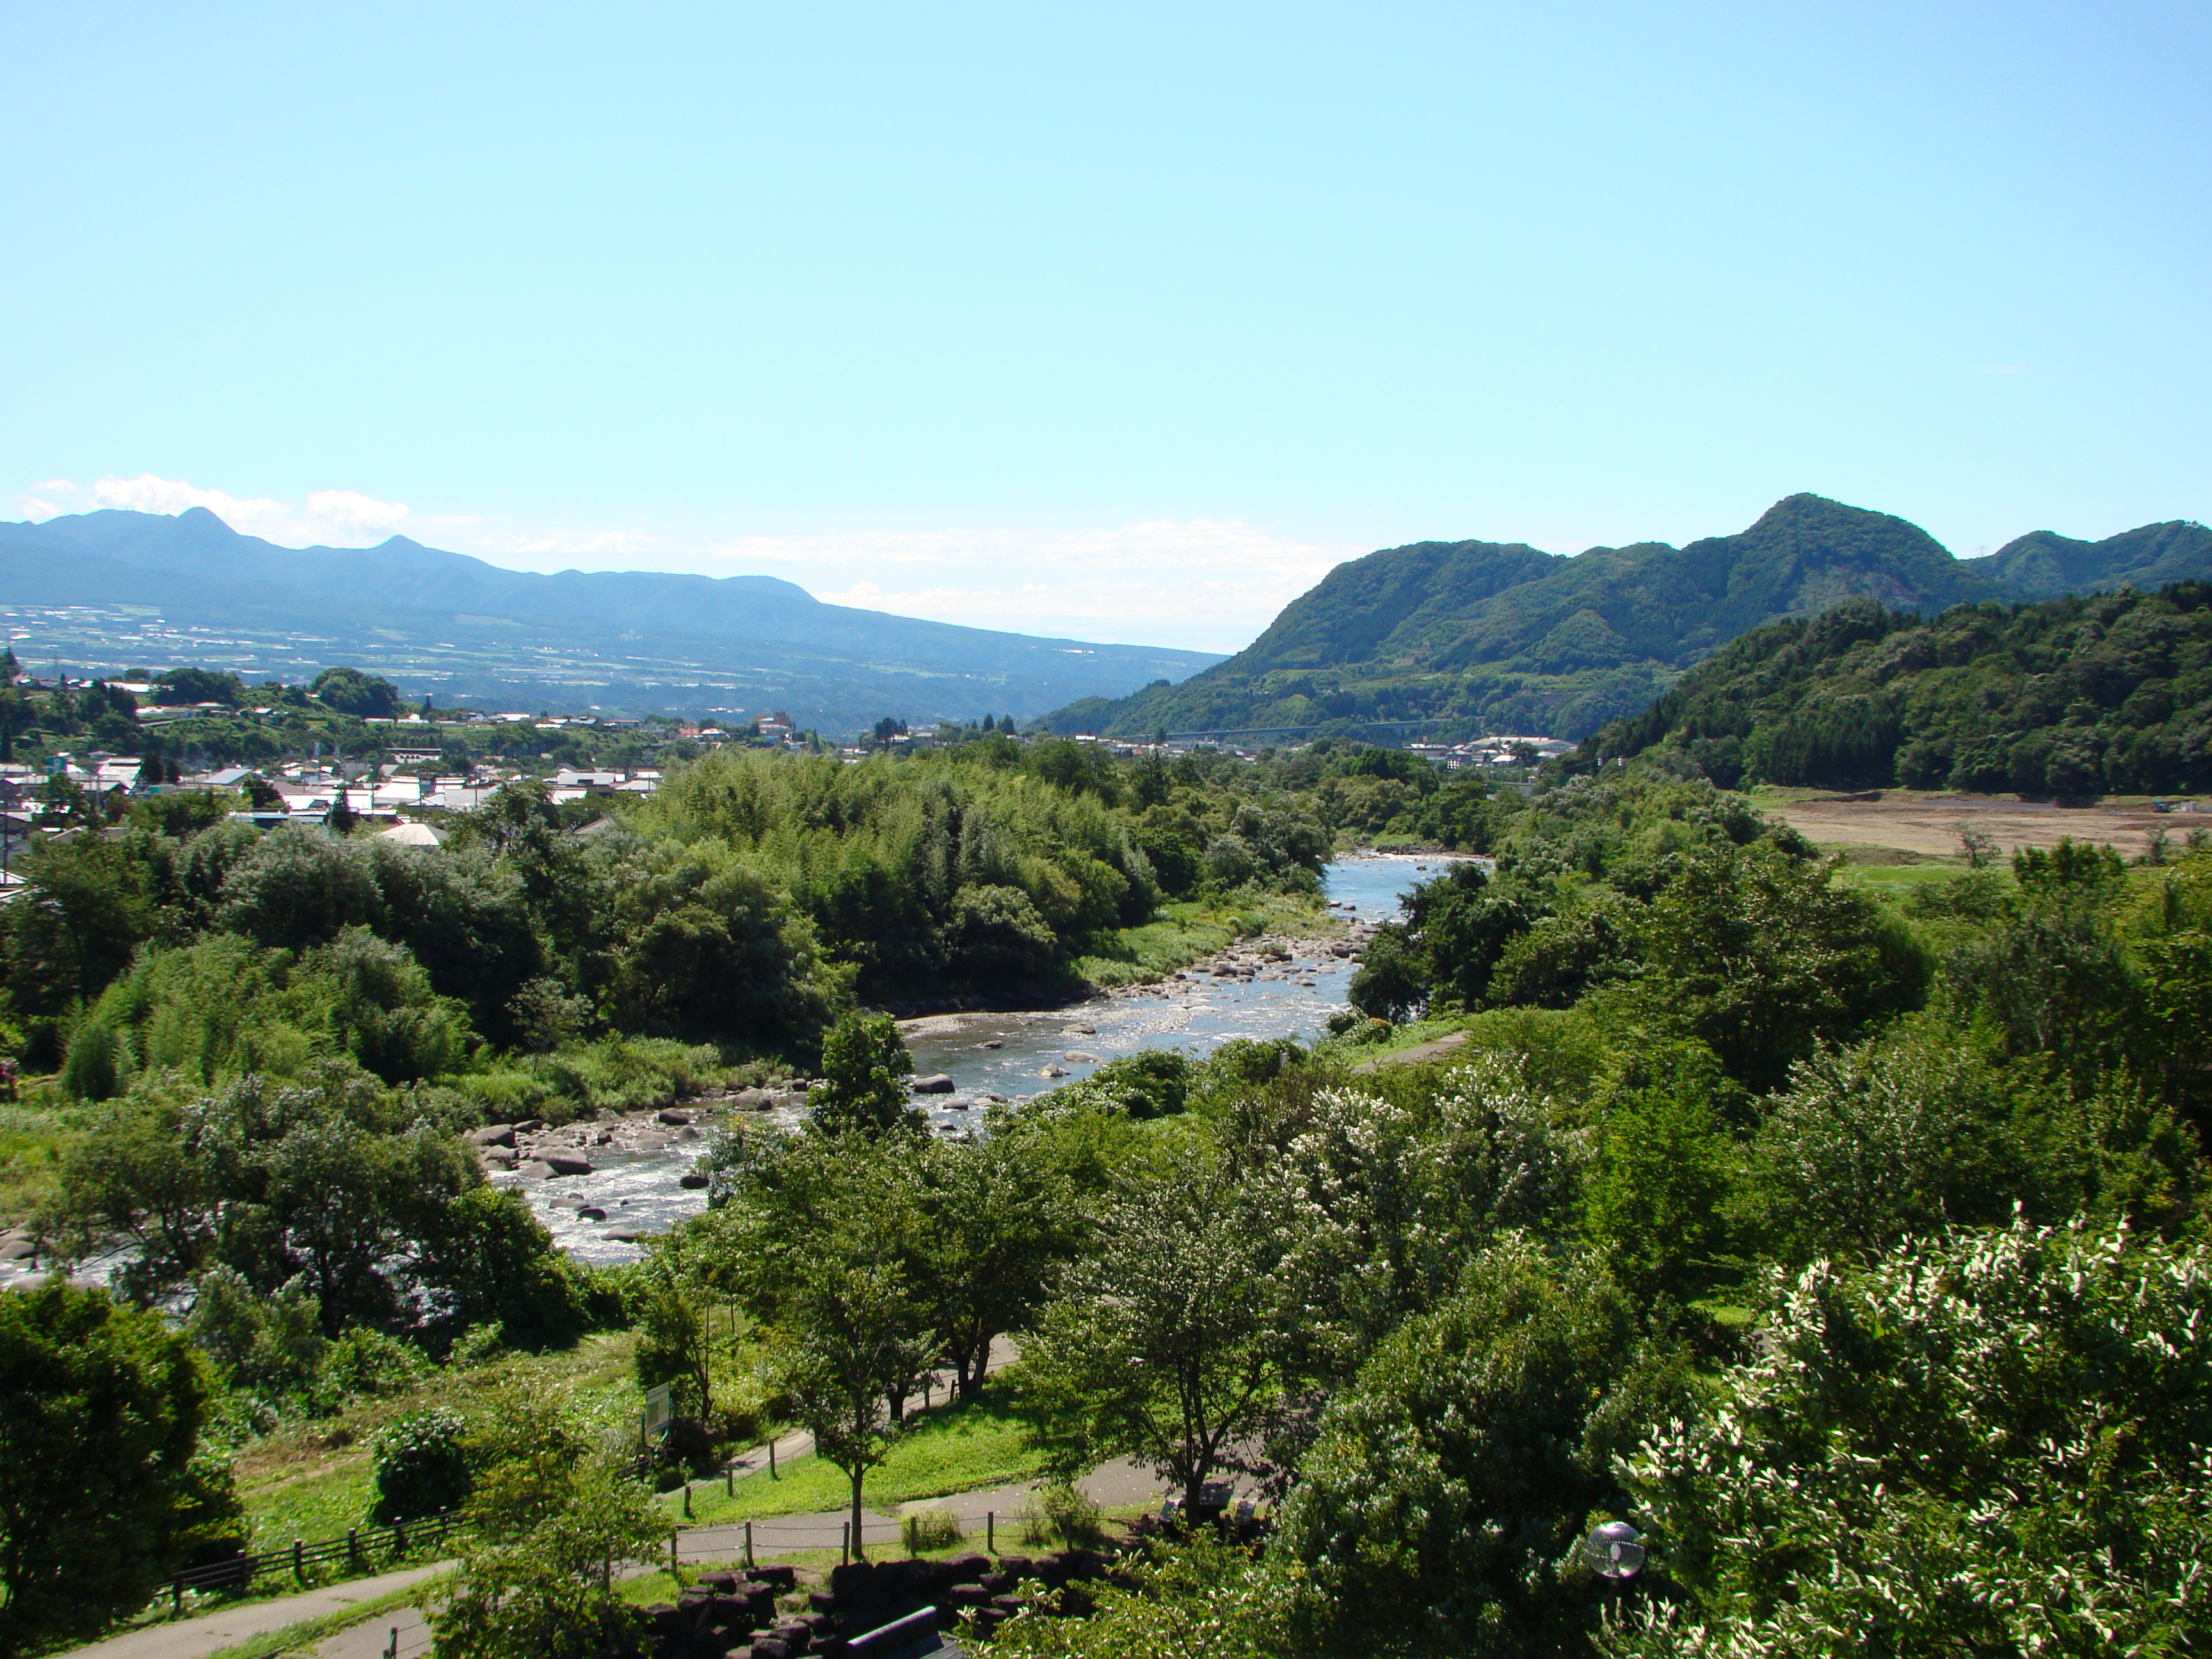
[8,739,2212,1658]
[1046,496,2212,744]
[1580,581,2212,795]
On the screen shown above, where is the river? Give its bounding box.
[522,853,1455,1263]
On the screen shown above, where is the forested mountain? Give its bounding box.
[1580,582,2212,795]
[0,508,1219,732]
[1045,495,2212,743]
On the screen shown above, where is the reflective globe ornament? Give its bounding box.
[1585,1519,1646,1580]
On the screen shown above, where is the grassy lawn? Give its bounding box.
[1829,860,1989,892]
[677,1386,1043,1524]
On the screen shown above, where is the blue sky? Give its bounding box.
[5,2,2206,651]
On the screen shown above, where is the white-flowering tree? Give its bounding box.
[1606,1219,2212,1657]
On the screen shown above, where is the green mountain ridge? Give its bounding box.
[1581,580,2212,796]
[1045,494,2212,743]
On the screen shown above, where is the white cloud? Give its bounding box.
[15,474,413,547]
[305,489,411,534]
[86,472,288,529]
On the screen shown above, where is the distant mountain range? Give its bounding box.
[0,508,1221,733]
[1043,495,2212,743]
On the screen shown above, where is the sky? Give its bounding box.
[4,2,2206,653]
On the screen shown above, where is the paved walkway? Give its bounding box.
[310,1607,429,1659]
[1351,1029,1470,1073]
[58,1564,451,1659]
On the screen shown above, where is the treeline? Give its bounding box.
[6,742,1331,1078]
[0,657,703,773]
[1580,581,2212,795]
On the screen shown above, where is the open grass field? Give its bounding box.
[1747,785,2202,862]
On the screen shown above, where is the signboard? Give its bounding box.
[641,1382,675,1443]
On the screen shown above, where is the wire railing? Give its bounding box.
[165,1511,469,1610]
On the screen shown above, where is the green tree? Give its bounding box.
[184,1265,325,1395]
[910,1128,1082,1399]
[431,1450,664,1659]
[1635,842,1927,1091]
[1609,1221,2212,1657]
[1733,1034,2040,1267]
[811,1010,916,1136]
[154,666,243,707]
[630,1237,716,1420]
[1582,1048,1738,1304]
[0,1284,229,1658]
[776,1225,934,1561]
[1018,1148,1307,1512]
[2,831,159,1011]
[1278,1238,1682,1658]
[309,666,402,719]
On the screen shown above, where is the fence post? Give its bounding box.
[171,1580,182,1617]
[348,1529,360,1568]
[682,1484,693,1520]
[385,1628,397,1659]
[744,1521,754,1569]
[293,1539,304,1582]
[671,1528,680,1575]
[987,1511,995,1555]
[842,1521,849,1566]
[394,1521,407,1559]
[768,1439,776,1480]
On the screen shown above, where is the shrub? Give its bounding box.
[902,1507,965,1552]
[373,1407,472,1522]
[314,1328,431,1409]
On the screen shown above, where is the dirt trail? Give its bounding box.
[1766,792,2204,860]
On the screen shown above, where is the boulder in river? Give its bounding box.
[1039,1064,1070,1078]
[911,1073,957,1094]
[517,1160,557,1180]
[542,1155,594,1177]
[1063,1051,1099,1064]
[680,1173,710,1189]
[657,1108,693,1125]
[730,1087,773,1110]
[467,1125,517,1148]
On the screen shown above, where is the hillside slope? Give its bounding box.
[1046,497,2212,743]
[1580,582,2212,796]
[0,509,1220,732]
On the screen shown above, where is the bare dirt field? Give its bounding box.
[1756,789,2208,862]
